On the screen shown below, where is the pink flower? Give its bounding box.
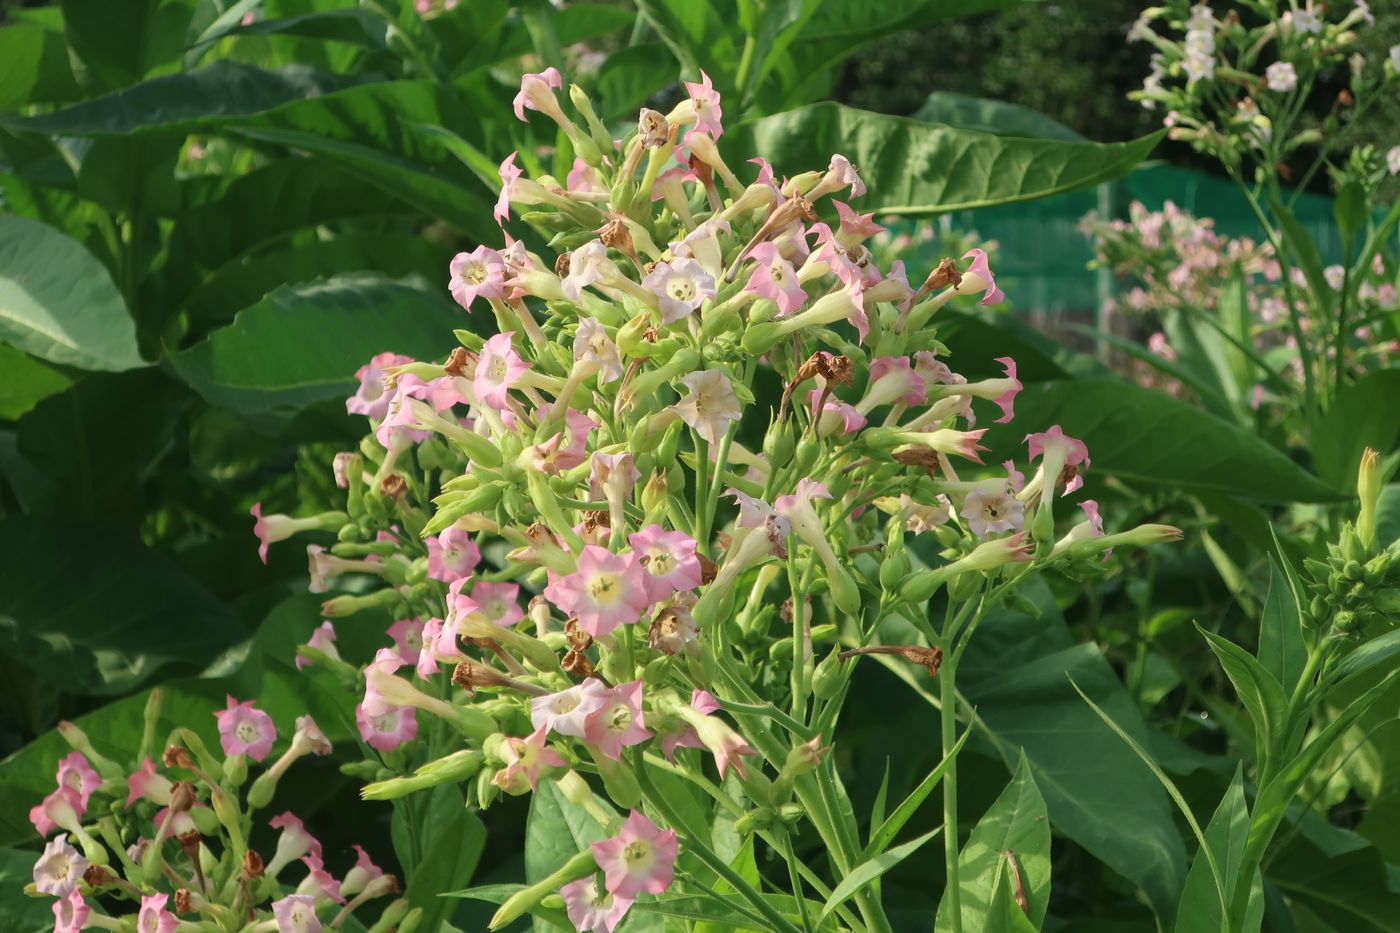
[582,681,653,761]
[453,581,524,629]
[449,246,506,311]
[684,70,724,139]
[427,527,480,583]
[474,332,528,410]
[561,877,633,933]
[126,757,174,808]
[267,812,322,879]
[961,249,1005,305]
[356,702,417,752]
[682,689,756,780]
[33,834,86,897]
[674,369,742,447]
[1025,425,1091,495]
[297,857,344,904]
[296,621,339,672]
[939,357,1021,424]
[215,696,277,762]
[494,726,566,792]
[833,200,885,244]
[530,408,598,474]
[386,618,426,665]
[531,680,606,738]
[642,257,716,324]
[568,157,605,194]
[495,151,522,226]
[346,352,414,420]
[513,67,563,121]
[628,525,702,602]
[825,153,865,198]
[590,451,640,503]
[138,893,178,933]
[340,845,384,897]
[860,357,927,411]
[807,389,867,435]
[272,893,322,933]
[744,242,807,316]
[544,546,651,638]
[55,753,100,813]
[591,810,678,898]
[562,240,615,301]
[52,889,89,933]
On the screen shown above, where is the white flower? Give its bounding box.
[33,834,87,898]
[673,369,742,446]
[1387,146,1400,176]
[1266,61,1298,92]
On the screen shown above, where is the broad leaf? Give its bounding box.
[169,274,464,414]
[0,345,71,421]
[1174,767,1260,933]
[0,216,144,372]
[524,781,616,933]
[0,24,81,110]
[0,516,247,695]
[596,44,679,121]
[0,846,54,931]
[1330,630,1400,693]
[1268,814,1400,932]
[910,92,1084,142]
[445,883,571,930]
[59,0,195,88]
[727,103,1163,214]
[935,754,1050,933]
[393,785,487,933]
[1311,369,1400,491]
[980,379,1342,503]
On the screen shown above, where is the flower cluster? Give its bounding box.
[1081,199,1398,407]
[252,70,1181,932]
[26,691,402,933]
[1131,1,1399,173]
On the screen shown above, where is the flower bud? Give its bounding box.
[733,807,774,834]
[811,648,844,700]
[489,849,597,930]
[1357,447,1381,551]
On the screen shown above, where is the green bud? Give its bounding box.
[1333,610,1358,632]
[476,767,500,810]
[811,648,844,700]
[1357,448,1381,551]
[741,322,785,355]
[733,807,774,834]
[658,419,685,465]
[880,549,911,592]
[490,850,598,930]
[367,900,412,933]
[769,637,796,666]
[594,754,642,810]
[900,569,946,604]
[827,566,862,616]
[763,421,795,465]
[778,802,804,825]
[1002,589,1043,619]
[793,436,821,473]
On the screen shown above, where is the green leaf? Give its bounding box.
[910,91,1085,142]
[1334,181,1366,253]
[817,826,942,925]
[1,61,361,137]
[1198,626,1289,768]
[1310,369,1400,491]
[0,24,81,110]
[1267,815,1400,932]
[0,682,225,846]
[168,274,464,415]
[595,44,679,121]
[863,724,969,859]
[1174,767,1260,933]
[395,785,487,933]
[980,378,1342,503]
[0,516,247,695]
[727,102,1163,215]
[632,894,833,931]
[982,861,1039,933]
[0,216,144,372]
[1330,630,1400,693]
[1268,195,1333,315]
[0,344,72,421]
[59,0,196,88]
[881,586,1188,923]
[0,847,55,932]
[936,754,1051,933]
[524,780,616,933]
[1257,555,1307,695]
[16,370,183,521]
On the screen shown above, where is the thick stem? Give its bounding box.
[939,643,963,933]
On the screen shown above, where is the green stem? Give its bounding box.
[631,751,804,933]
[939,632,964,933]
[789,550,808,720]
[780,829,816,933]
[734,32,758,103]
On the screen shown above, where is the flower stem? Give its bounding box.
[939,599,964,933]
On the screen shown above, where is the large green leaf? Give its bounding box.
[980,379,1341,503]
[935,754,1050,933]
[524,780,618,933]
[910,92,1084,142]
[0,516,247,695]
[168,274,464,415]
[1198,628,1288,768]
[0,847,53,932]
[0,24,81,111]
[1,61,362,136]
[1267,815,1400,932]
[0,216,144,372]
[392,784,487,933]
[1311,369,1400,490]
[1173,768,1260,933]
[881,585,1188,922]
[0,345,71,421]
[596,44,680,121]
[59,0,196,88]
[726,102,1162,214]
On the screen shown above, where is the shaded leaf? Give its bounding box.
[1311,369,1400,491]
[0,24,81,111]
[1173,767,1259,933]
[1198,627,1288,768]
[1257,555,1307,695]
[911,91,1085,142]
[818,826,942,925]
[0,345,72,421]
[59,0,195,88]
[596,44,679,121]
[168,274,464,415]
[0,516,247,695]
[727,102,1163,215]
[0,216,144,372]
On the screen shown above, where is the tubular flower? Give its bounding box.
[681,70,724,140]
[52,889,89,933]
[627,525,703,602]
[561,876,633,932]
[960,485,1027,538]
[266,812,322,880]
[340,846,384,898]
[808,389,867,435]
[296,621,339,672]
[452,581,525,629]
[272,894,322,933]
[346,352,414,420]
[474,333,529,410]
[426,526,482,583]
[126,757,174,808]
[513,67,563,122]
[744,242,807,315]
[449,246,506,311]
[959,249,1005,305]
[673,369,742,446]
[138,893,178,933]
[33,834,87,897]
[494,726,566,793]
[531,680,607,739]
[355,702,417,753]
[1023,425,1092,499]
[591,810,678,898]
[574,318,624,383]
[858,357,927,413]
[55,753,100,813]
[643,257,716,324]
[581,680,653,760]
